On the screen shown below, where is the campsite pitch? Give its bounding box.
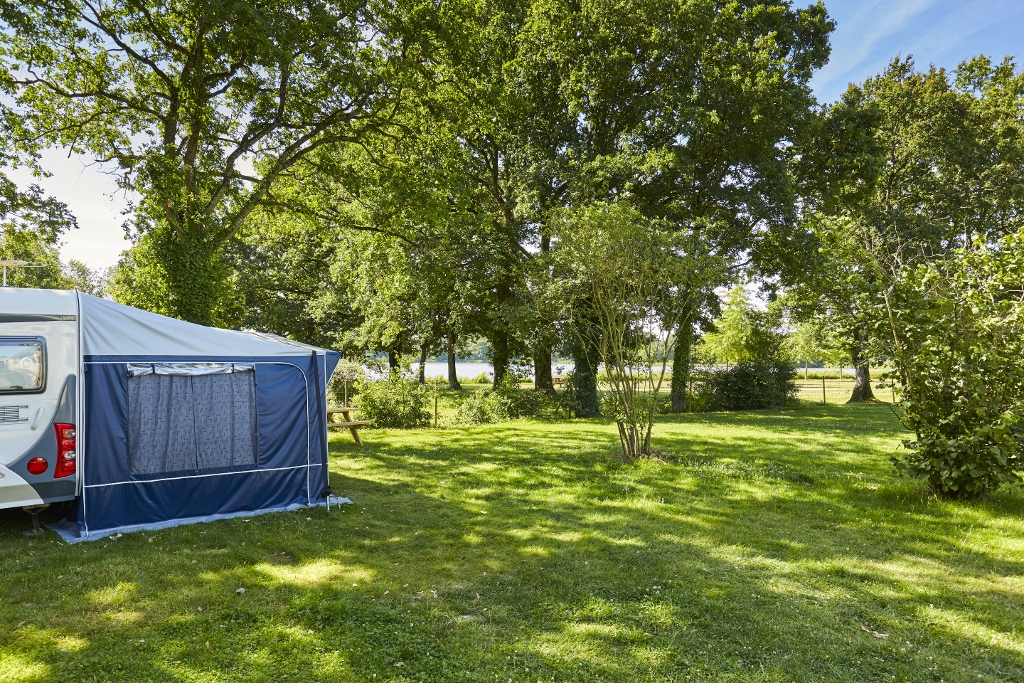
[1,404,1022,682]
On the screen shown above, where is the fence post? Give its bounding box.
[822,377,827,406]
[434,394,438,427]
[343,380,348,407]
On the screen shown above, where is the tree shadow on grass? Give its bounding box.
[1,404,1023,682]
[327,405,1024,681]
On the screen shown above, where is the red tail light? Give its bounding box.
[54,423,76,479]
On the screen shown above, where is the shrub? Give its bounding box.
[354,374,431,428]
[455,390,493,425]
[559,369,593,418]
[687,382,718,413]
[456,375,544,424]
[870,233,1024,499]
[690,291,797,412]
[693,360,797,411]
[490,376,544,419]
[457,371,493,385]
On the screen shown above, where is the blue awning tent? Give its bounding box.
[53,294,339,543]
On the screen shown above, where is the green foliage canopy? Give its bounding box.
[0,0,439,323]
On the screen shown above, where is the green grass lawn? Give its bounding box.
[2,404,1023,682]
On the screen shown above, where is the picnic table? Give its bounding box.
[327,407,374,445]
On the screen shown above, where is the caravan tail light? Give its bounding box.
[26,457,48,475]
[53,423,76,479]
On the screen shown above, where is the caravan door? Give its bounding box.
[0,289,79,510]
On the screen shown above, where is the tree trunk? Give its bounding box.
[669,315,694,412]
[491,332,509,388]
[534,231,555,394]
[387,350,399,374]
[154,229,221,325]
[569,337,601,418]
[534,342,554,394]
[446,331,461,390]
[418,342,428,384]
[804,360,808,379]
[847,329,876,402]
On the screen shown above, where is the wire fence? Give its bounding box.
[793,379,899,405]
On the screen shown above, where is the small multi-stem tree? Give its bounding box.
[553,202,719,459]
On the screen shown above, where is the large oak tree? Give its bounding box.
[0,0,439,323]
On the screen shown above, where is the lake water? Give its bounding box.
[419,362,574,380]
[370,362,847,381]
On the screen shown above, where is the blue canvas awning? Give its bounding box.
[52,294,339,542]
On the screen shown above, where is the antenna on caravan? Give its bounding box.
[0,260,45,287]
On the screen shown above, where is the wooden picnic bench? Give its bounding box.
[327,407,374,445]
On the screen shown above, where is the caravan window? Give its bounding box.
[0,338,45,394]
[126,364,257,476]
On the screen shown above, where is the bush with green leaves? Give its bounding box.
[870,232,1024,499]
[691,298,797,411]
[354,374,431,429]
[456,375,544,425]
[559,369,602,418]
[692,360,797,411]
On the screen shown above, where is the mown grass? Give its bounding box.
[2,404,1023,682]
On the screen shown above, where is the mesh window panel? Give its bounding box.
[128,374,199,475]
[193,371,257,469]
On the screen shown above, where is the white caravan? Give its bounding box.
[0,288,80,513]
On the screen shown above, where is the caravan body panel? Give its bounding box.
[0,289,80,509]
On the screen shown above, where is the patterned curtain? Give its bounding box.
[127,368,257,476]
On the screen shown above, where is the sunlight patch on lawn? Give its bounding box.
[532,622,624,662]
[931,610,1024,655]
[637,601,679,628]
[0,652,48,682]
[52,634,88,652]
[628,644,674,668]
[5,626,89,654]
[865,555,1024,603]
[504,527,585,544]
[87,581,137,606]
[575,531,647,548]
[257,559,374,587]
[103,609,145,625]
[517,544,552,556]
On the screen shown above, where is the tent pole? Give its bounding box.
[311,350,331,512]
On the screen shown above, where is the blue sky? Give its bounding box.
[813,0,1024,103]
[11,0,1024,270]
